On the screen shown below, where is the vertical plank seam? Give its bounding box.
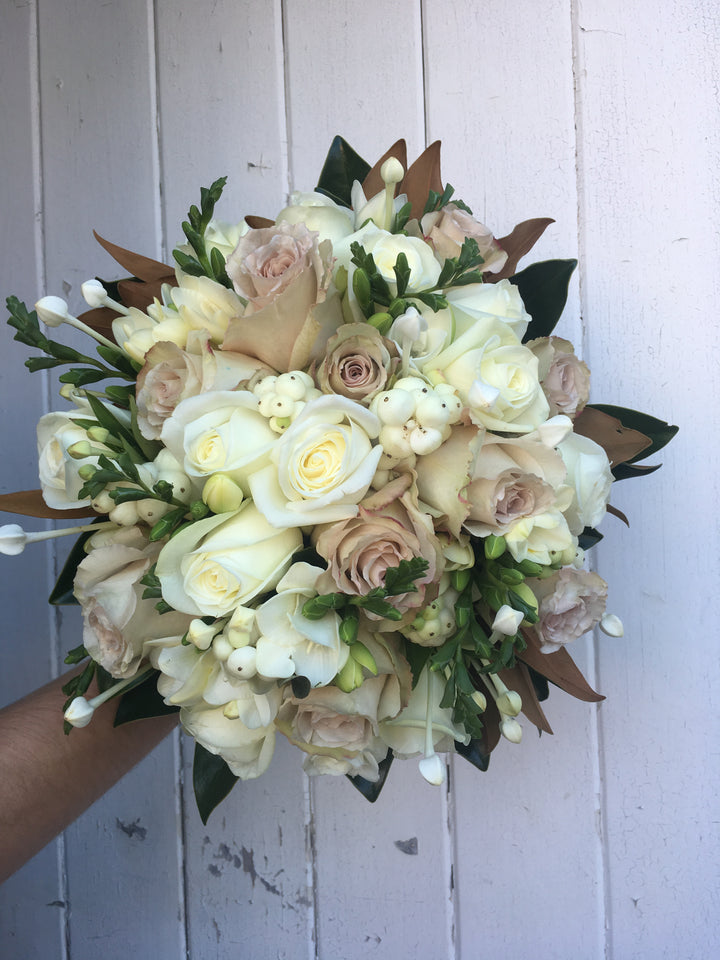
[32,1,71,954]
[570,2,612,957]
[303,776,320,960]
[419,0,430,148]
[279,0,293,198]
[444,755,460,959]
[147,0,166,264]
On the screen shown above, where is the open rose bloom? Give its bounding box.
[0,137,676,817]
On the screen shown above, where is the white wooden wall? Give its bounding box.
[1,1,718,957]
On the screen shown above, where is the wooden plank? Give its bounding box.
[576,1,720,956]
[30,2,187,956]
[155,5,315,954]
[156,0,290,252]
[283,0,426,192]
[0,1,65,955]
[423,1,605,955]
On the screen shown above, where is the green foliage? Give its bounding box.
[315,135,371,208]
[302,558,430,623]
[422,183,472,217]
[511,259,577,340]
[193,743,239,824]
[114,671,179,725]
[346,749,394,802]
[172,177,232,287]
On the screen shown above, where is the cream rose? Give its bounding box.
[529,567,608,653]
[528,336,590,418]
[276,191,354,246]
[504,509,576,566]
[422,204,508,273]
[316,322,397,404]
[557,432,613,534]
[160,390,277,491]
[74,533,191,678]
[379,665,469,757]
[445,279,531,341]
[249,395,383,527]
[313,472,442,615]
[156,502,302,618]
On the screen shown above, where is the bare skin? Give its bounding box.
[0,672,177,884]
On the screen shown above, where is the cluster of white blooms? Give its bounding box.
[370,377,463,459]
[252,371,322,432]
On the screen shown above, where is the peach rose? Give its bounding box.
[528,337,590,418]
[422,203,508,273]
[316,323,398,404]
[529,567,608,653]
[313,473,442,615]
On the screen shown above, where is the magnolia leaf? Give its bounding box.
[362,139,408,201]
[526,665,550,702]
[245,215,274,229]
[454,737,491,772]
[578,527,603,550]
[585,404,678,463]
[400,140,443,221]
[573,405,653,467]
[116,276,177,312]
[498,663,553,734]
[0,489,95,520]
[512,259,577,340]
[193,744,239,824]
[114,672,179,725]
[77,305,117,341]
[611,461,662,482]
[490,218,555,281]
[316,136,371,208]
[606,503,630,526]
[346,749,394,802]
[93,231,174,284]
[519,631,604,703]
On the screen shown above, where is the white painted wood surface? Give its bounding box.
[1,1,717,957]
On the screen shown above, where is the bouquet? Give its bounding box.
[0,137,676,819]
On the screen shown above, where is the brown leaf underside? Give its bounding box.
[573,406,652,467]
[0,490,97,520]
[519,630,604,703]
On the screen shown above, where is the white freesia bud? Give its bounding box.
[187,619,217,650]
[81,279,107,308]
[537,414,573,448]
[35,296,70,326]
[418,752,446,785]
[492,605,525,636]
[381,157,404,184]
[390,306,427,344]
[600,613,624,637]
[1,521,115,555]
[496,690,523,718]
[499,716,523,743]
[64,696,95,728]
[471,690,487,712]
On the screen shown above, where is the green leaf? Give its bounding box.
[193,743,239,824]
[455,738,491,772]
[58,368,106,387]
[346,749,393,802]
[315,136,371,208]
[510,259,577,340]
[586,404,678,463]
[393,252,411,298]
[384,557,429,595]
[114,672,180,725]
[64,644,88,665]
[405,643,433,686]
[611,461,662,482]
[578,527,603,549]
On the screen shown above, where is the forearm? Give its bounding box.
[0,671,177,884]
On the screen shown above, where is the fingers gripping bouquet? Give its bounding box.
[1,138,676,818]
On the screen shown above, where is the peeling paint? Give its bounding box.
[116,817,147,841]
[394,837,418,855]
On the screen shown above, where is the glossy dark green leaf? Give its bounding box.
[347,749,394,802]
[193,743,239,824]
[315,136,371,207]
[578,526,603,549]
[49,528,97,604]
[611,461,662,482]
[526,665,550,702]
[455,738,491,772]
[587,404,678,463]
[511,259,577,340]
[114,671,179,725]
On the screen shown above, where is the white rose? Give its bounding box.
[504,509,576,566]
[557,432,613,534]
[445,279,531,341]
[156,502,302,618]
[249,394,383,527]
[180,705,275,780]
[160,390,277,491]
[424,318,549,433]
[276,191,355,246]
[253,563,349,687]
